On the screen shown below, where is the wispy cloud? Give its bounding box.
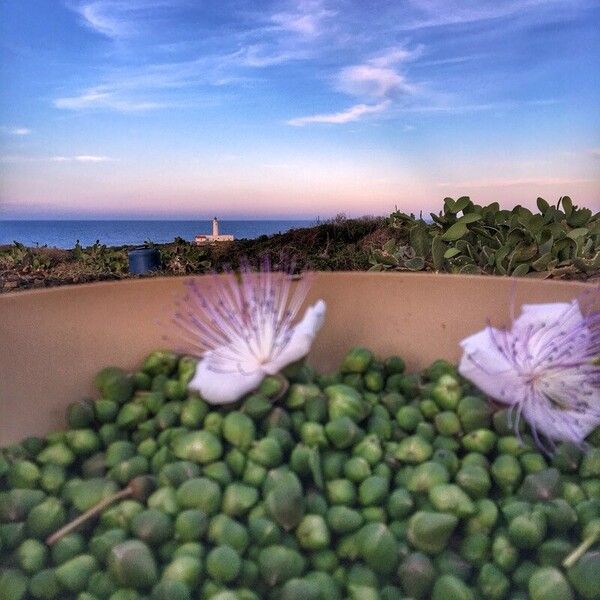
[437,177,594,188]
[287,101,391,126]
[74,0,181,38]
[0,154,112,163]
[270,1,336,37]
[55,89,167,112]
[289,45,421,125]
[1,126,31,136]
[51,155,113,162]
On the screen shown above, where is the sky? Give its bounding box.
[0,0,599,219]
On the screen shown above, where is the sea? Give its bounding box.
[0,220,314,249]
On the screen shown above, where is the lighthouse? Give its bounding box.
[194,217,234,245]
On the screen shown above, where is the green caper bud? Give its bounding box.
[407,511,458,555]
[108,539,158,590]
[407,462,449,494]
[55,554,98,593]
[176,477,221,514]
[398,552,435,598]
[528,566,574,600]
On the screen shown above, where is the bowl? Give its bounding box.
[0,272,591,444]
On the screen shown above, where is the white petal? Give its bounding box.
[188,352,264,405]
[523,402,599,445]
[264,299,326,375]
[458,327,522,405]
[513,302,582,335]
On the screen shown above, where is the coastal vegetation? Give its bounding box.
[1,197,598,293]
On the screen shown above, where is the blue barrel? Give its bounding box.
[128,247,161,274]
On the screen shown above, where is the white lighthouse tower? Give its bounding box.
[195,216,234,244]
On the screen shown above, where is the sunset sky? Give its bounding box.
[1,0,599,219]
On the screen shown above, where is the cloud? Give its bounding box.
[287,101,391,125]
[74,0,180,38]
[1,126,31,136]
[437,177,594,188]
[270,1,336,37]
[336,46,422,99]
[54,89,166,112]
[289,45,420,126]
[590,149,600,159]
[51,155,112,162]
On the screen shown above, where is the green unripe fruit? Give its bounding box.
[341,347,373,373]
[326,384,368,423]
[67,399,95,429]
[434,550,472,581]
[384,355,405,374]
[477,562,510,600]
[407,461,450,494]
[106,440,136,467]
[108,540,158,590]
[248,437,283,468]
[142,351,178,376]
[508,511,547,549]
[520,452,548,474]
[55,554,98,593]
[358,522,399,574]
[492,532,519,573]
[8,460,40,488]
[131,509,173,545]
[51,533,86,565]
[0,488,45,522]
[89,528,128,562]
[398,552,435,599]
[208,514,249,553]
[387,488,414,519]
[455,464,492,498]
[176,477,221,514]
[17,538,47,573]
[300,422,327,447]
[205,545,241,583]
[171,431,222,464]
[223,411,256,450]
[37,442,75,466]
[26,497,66,539]
[95,366,134,403]
[326,506,364,534]
[457,396,492,432]
[249,517,281,547]
[491,454,522,493]
[580,448,600,478]
[70,477,119,512]
[296,514,330,550]
[435,411,461,436]
[429,483,476,517]
[567,551,600,600]
[395,435,433,464]
[325,416,362,449]
[258,545,305,586]
[432,574,474,600]
[518,468,561,502]
[431,374,461,410]
[344,456,371,482]
[352,434,383,465]
[29,568,60,599]
[462,429,496,454]
[265,470,305,531]
[528,567,574,600]
[358,475,389,506]
[162,555,202,588]
[158,461,200,487]
[326,478,357,505]
[407,511,458,555]
[0,569,28,600]
[66,428,100,455]
[460,532,490,566]
[537,538,573,566]
[543,498,578,532]
[222,482,259,517]
[150,579,192,600]
[395,406,422,431]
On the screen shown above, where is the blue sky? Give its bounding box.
[0,0,599,219]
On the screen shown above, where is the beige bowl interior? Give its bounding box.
[0,272,591,445]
